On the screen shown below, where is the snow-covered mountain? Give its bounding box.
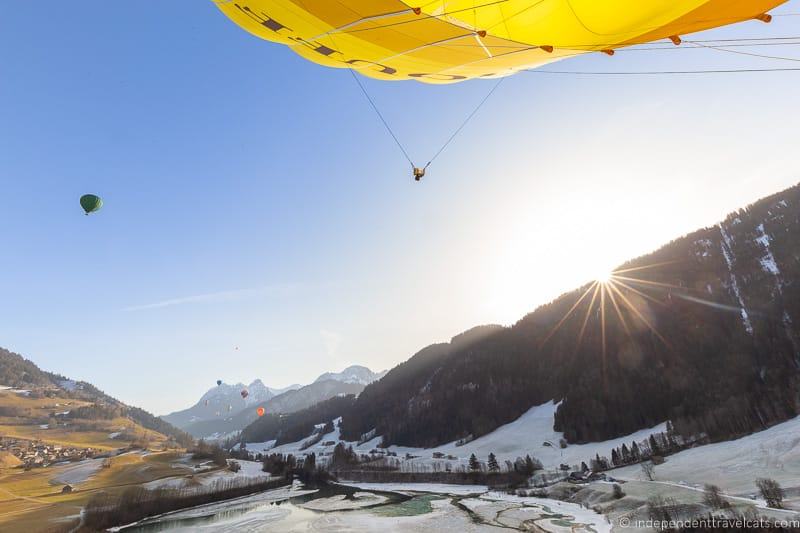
[314,365,387,386]
[161,365,385,438]
[162,379,295,430]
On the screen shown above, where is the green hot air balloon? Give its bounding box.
[80,194,103,215]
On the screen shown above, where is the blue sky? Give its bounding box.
[2,1,799,414]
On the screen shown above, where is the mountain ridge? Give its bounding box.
[328,183,800,448]
[314,365,387,386]
[162,365,386,439]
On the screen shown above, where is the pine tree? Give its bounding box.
[525,454,541,473]
[304,452,316,472]
[488,453,499,472]
[631,441,641,462]
[469,453,480,471]
[649,434,661,457]
[621,443,631,464]
[611,448,620,466]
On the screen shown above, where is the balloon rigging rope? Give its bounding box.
[343,0,510,35]
[348,70,505,171]
[348,68,415,167]
[424,77,505,169]
[525,66,800,75]
[685,40,800,63]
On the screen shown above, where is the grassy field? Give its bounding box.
[0,389,183,531]
[0,390,169,451]
[0,420,166,451]
[0,451,197,532]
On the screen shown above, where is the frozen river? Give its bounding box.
[121,482,609,532]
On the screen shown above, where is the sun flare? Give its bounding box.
[596,270,614,284]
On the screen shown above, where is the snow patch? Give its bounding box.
[51,459,103,486]
[755,223,782,287]
[59,380,79,392]
[719,224,753,334]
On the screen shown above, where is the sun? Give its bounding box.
[596,270,614,284]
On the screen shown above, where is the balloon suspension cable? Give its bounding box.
[348,68,415,168]
[423,77,504,170]
[349,68,506,177]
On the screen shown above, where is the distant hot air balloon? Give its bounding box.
[217,380,222,386]
[256,407,265,417]
[80,194,103,215]
[240,388,249,399]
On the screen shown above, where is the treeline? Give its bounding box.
[126,406,194,447]
[64,404,119,420]
[65,380,194,447]
[190,440,230,467]
[261,451,333,484]
[82,476,289,530]
[0,348,63,387]
[336,185,800,448]
[258,446,540,488]
[605,423,693,468]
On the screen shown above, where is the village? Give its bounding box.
[0,436,97,469]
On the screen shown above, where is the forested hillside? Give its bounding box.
[239,395,357,445]
[336,184,800,448]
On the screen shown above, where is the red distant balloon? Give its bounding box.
[256,407,265,417]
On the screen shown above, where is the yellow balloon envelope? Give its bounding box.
[213,0,786,84]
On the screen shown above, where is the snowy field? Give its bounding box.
[233,395,800,531]
[613,414,800,496]
[50,458,104,486]
[245,400,800,495]
[246,401,666,471]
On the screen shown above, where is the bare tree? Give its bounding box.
[756,478,784,509]
[641,460,655,481]
[647,495,677,531]
[703,484,726,510]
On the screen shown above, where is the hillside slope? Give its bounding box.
[338,184,800,448]
[0,348,192,448]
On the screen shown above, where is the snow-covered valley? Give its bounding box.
[243,399,800,522]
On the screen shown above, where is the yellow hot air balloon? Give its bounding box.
[213,0,785,84]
